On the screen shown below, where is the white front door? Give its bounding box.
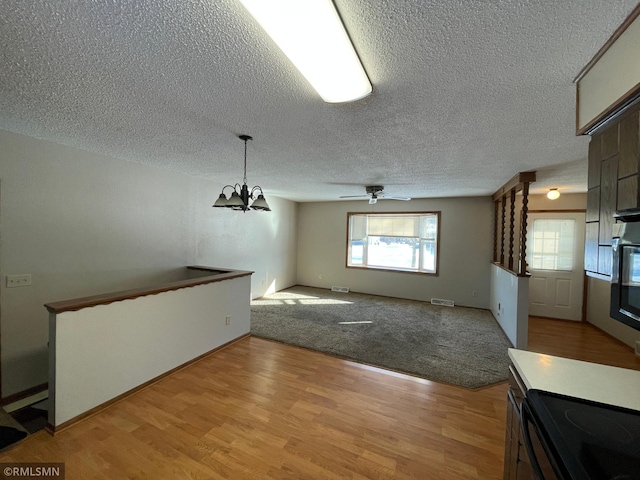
[527,212,586,321]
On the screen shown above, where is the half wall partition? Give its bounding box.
[45,266,252,432]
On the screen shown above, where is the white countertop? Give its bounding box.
[508,348,640,411]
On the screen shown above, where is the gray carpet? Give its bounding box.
[251,286,512,389]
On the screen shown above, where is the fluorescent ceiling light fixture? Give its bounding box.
[238,0,372,103]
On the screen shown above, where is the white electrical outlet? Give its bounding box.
[6,274,32,288]
[472,291,478,297]
[225,315,231,325]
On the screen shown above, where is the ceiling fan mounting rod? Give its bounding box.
[365,185,384,194]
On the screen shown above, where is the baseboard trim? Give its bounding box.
[46,333,250,435]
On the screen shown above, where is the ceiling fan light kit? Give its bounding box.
[213,135,271,212]
[237,0,371,103]
[340,185,412,204]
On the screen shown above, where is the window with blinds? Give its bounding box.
[347,212,439,274]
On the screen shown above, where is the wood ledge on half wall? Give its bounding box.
[492,261,531,278]
[44,266,254,314]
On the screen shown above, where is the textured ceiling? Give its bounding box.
[1,1,638,202]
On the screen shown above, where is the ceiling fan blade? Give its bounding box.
[379,195,412,201]
[340,186,410,203]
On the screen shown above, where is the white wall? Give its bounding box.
[490,264,529,348]
[0,130,298,397]
[297,197,493,307]
[50,275,251,427]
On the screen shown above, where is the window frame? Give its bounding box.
[346,211,440,275]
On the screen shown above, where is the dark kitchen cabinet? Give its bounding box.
[503,367,562,480]
[503,367,535,480]
[598,155,618,247]
[585,105,640,278]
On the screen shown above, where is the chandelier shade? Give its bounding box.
[212,135,271,212]
[251,194,270,210]
[213,193,228,207]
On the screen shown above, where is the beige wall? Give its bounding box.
[194,191,298,297]
[0,130,298,397]
[587,276,640,349]
[527,192,587,211]
[297,196,493,308]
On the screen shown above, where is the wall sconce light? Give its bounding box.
[213,135,271,212]
[547,188,560,200]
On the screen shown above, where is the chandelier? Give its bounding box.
[213,135,271,212]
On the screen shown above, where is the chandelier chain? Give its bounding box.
[243,137,248,185]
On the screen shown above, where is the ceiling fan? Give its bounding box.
[339,185,412,204]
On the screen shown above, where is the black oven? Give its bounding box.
[521,389,640,480]
[611,211,640,331]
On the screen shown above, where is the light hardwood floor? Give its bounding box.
[528,316,640,371]
[1,317,638,479]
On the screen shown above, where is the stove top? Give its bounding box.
[526,389,640,480]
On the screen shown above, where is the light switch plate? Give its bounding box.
[6,274,32,288]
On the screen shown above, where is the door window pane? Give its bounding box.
[529,219,575,271]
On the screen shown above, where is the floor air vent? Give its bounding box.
[331,286,350,293]
[431,298,454,307]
